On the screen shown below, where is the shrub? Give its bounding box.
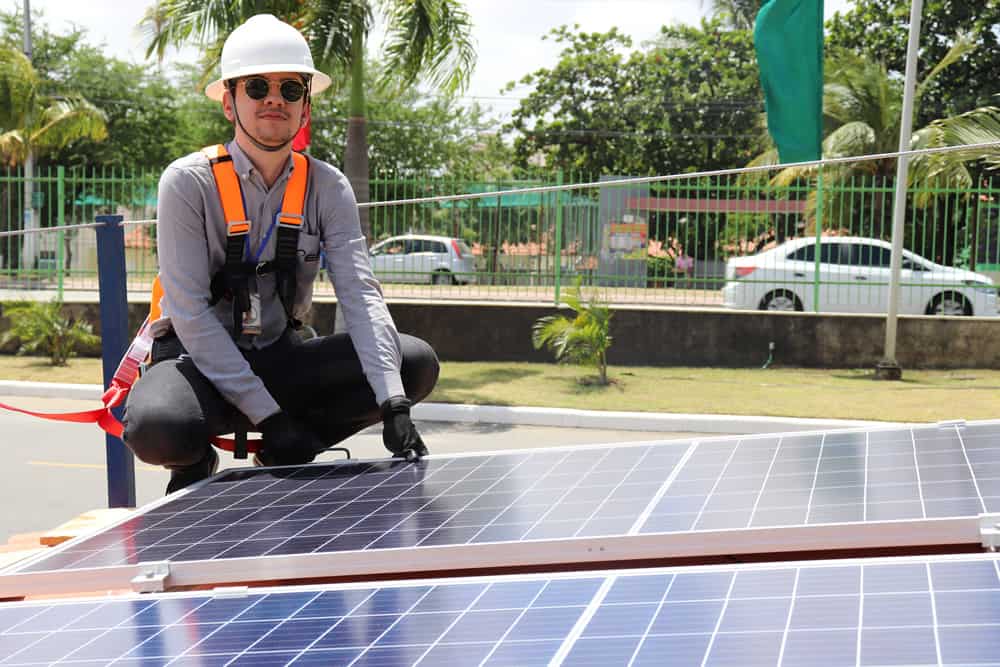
[0,300,99,366]
[531,278,613,385]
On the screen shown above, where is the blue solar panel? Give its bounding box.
[6,422,998,597]
[1,554,998,666]
[16,442,691,573]
[641,421,1000,533]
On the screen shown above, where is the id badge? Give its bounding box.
[242,292,262,336]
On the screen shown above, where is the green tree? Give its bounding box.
[827,0,1000,128]
[0,45,107,167]
[140,0,476,241]
[307,61,510,177]
[506,20,764,177]
[0,300,99,366]
[531,279,613,386]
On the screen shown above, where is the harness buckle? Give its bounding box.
[277,212,303,228]
[227,220,252,236]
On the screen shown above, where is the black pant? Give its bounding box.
[122,329,439,469]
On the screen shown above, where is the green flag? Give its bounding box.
[754,0,824,163]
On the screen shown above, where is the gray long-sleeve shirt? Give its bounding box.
[152,140,404,424]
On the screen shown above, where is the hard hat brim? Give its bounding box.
[206,65,332,101]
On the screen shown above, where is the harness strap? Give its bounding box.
[275,152,308,320]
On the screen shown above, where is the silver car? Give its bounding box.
[723,236,998,316]
[369,234,477,285]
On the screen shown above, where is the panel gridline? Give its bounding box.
[1,556,999,666]
[15,423,1000,576]
[23,442,689,572]
[641,422,1000,533]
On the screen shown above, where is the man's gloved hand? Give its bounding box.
[381,396,428,461]
[257,410,324,466]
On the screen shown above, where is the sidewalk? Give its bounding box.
[0,379,892,435]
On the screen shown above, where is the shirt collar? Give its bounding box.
[226,139,296,184]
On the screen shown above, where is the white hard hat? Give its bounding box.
[205,14,332,101]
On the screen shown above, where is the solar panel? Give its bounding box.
[642,420,1000,533]
[1,553,997,666]
[2,422,997,597]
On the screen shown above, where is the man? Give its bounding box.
[123,15,439,494]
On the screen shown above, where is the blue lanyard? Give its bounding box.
[246,213,280,263]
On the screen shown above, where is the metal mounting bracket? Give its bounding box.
[131,561,171,593]
[979,514,1000,551]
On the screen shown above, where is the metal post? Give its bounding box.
[813,167,824,312]
[56,165,64,300]
[95,215,136,508]
[20,0,36,274]
[876,0,924,381]
[553,170,564,304]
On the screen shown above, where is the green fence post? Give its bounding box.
[56,165,64,300]
[813,166,824,312]
[554,170,564,305]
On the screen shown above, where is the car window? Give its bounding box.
[430,241,447,254]
[404,239,424,253]
[372,240,406,256]
[851,244,893,268]
[902,255,928,271]
[787,243,846,264]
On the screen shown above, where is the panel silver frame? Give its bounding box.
[0,421,992,598]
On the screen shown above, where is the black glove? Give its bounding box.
[257,410,324,466]
[381,396,428,460]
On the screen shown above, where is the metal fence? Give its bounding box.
[2,163,998,313]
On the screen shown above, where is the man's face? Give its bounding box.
[223,72,310,146]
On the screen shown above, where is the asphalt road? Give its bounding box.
[0,395,705,543]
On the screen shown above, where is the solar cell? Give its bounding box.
[3,422,997,597]
[0,554,997,666]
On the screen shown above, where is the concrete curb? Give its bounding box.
[0,380,895,435]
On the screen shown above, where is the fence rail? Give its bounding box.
[2,163,999,311]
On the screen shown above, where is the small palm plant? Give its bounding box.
[532,278,614,385]
[0,300,99,366]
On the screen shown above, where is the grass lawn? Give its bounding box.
[0,355,996,423]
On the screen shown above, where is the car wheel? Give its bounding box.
[431,271,454,285]
[927,291,972,316]
[759,289,803,312]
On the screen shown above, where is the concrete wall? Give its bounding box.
[0,300,996,368]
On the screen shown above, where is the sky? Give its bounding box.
[17,0,852,123]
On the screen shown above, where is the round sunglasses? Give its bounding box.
[241,77,307,103]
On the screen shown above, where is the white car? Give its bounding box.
[723,237,998,316]
[369,234,477,285]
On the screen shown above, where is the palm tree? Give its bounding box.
[745,36,987,228]
[701,0,762,31]
[140,0,476,241]
[532,279,614,386]
[0,45,107,268]
[0,46,108,166]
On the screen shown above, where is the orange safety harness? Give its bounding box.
[0,144,310,457]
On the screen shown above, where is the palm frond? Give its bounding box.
[0,47,39,130]
[304,0,369,74]
[379,0,476,93]
[30,97,108,154]
[915,31,977,105]
[931,106,1000,170]
[0,130,26,166]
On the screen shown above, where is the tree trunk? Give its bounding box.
[344,19,370,244]
[345,116,369,242]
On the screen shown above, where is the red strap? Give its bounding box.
[0,382,260,453]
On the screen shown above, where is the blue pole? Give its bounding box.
[95,214,136,508]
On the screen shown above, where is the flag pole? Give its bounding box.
[876,0,924,380]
